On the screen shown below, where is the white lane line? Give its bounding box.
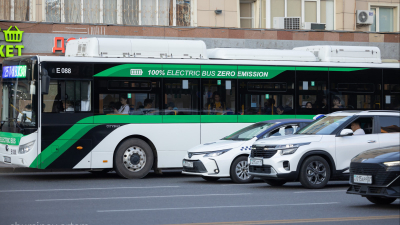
[294,190,346,194]
[97,202,339,213]
[0,186,179,193]
[37,193,252,202]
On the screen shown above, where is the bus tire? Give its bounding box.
[114,138,154,179]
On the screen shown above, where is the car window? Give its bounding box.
[379,116,400,133]
[264,124,299,138]
[342,117,374,135]
[297,116,351,135]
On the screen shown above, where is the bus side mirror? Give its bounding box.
[41,69,50,95]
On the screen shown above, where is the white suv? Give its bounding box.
[248,111,400,189]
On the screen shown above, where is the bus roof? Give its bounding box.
[36,55,400,69]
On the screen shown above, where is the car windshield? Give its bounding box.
[1,57,38,134]
[222,123,276,141]
[296,116,351,135]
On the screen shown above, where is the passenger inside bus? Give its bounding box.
[208,92,226,115]
[264,98,277,115]
[332,96,344,108]
[114,95,129,114]
[276,106,285,115]
[306,102,313,108]
[142,98,155,115]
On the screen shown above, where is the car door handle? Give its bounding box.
[368,140,376,143]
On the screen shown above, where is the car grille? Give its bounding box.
[250,146,277,158]
[183,160,207,173]
[350,163,399,186]
[249,165,272,174]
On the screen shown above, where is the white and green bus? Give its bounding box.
[1,38,399,178]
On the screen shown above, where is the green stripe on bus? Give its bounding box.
[237,115,297,123]
[29,123,98,169]
[93,115,163,123]
[93,64,368,79]
[201,115,238,123]
[0,132,23,145]
[163,115,201,123]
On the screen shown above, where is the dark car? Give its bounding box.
[347,145,400,205]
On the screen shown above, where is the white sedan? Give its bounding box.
[182,119,312,183]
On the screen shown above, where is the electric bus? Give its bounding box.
[0,38,398,179]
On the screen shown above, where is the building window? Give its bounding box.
[176,0,190,26]
[240,1,254,28]
[45,0,61,22]
[320,0,334,30]
[0,0,11,20]
[371,7,394,32]
[64,0,81,23]
[83,0,100,23]
[122,0,139,25]
[14,0,30,21]
[42,0,185,26]
[103,0,117,24]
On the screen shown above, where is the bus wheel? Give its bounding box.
[114,138,154,179]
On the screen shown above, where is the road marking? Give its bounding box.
[294,190,346,194]
[170,215,400,225]
[97,202,339,213]
[0,186,179,193]
[36,193,252,202]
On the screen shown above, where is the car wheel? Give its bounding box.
[89,169,112,175]
[230,156,254,183]
[263,179,287,186]
[202,176,220,182]
[299,156,330,189]
[114,138,154,179]
[366,196,397,205]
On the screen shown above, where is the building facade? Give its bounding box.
[0,0,399,63]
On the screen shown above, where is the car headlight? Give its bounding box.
[276,143,311,155]
[203,149,232,157]
[18,141,35,154]
[383,161,400,167]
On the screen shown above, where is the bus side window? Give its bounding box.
[164,79,199,115]
[42,80,92,113]
[202,79,236,115]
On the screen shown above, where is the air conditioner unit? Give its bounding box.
[356,10,374,25]
[273,17,301,29]
[302,22,326,30]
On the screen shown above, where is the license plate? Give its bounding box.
[183,160,193,168]
[250,158,262,166]
[354,174,372,184]
[3,156,11,163]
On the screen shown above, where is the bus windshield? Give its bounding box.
[1,57,38,134]
[296,116,351,135]
[222,122,276,141]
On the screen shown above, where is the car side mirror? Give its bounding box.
[339,129,353,136]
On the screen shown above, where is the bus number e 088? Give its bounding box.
[56,68,72,74]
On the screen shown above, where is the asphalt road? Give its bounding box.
[0,170,399,225]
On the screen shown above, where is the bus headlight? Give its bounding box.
[19,141,35,154]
